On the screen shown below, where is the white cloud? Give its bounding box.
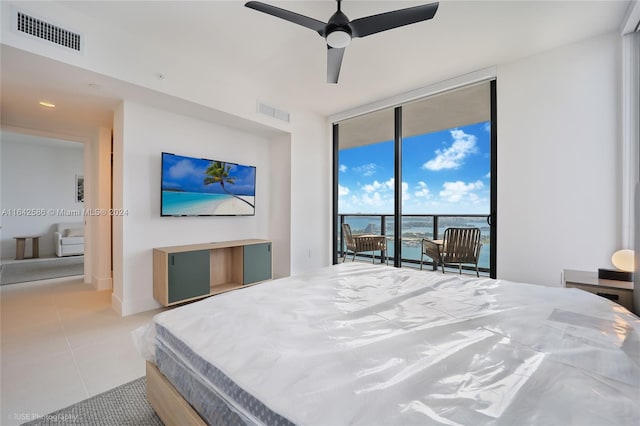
[361,191,384,207]
[422,129,477,171]
[401,181,410,201]
[362,178,394,193]
[352,163,377,177]
[338,178,414,213]
[169,159,199,179]
[339,164,348,173]
[362,180,384,193]
[439,180,484,203]
[414,181,430,198]
[484,122,491,132]
[485,172,491,179]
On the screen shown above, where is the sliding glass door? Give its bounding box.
[401,83,493,273]
[334,108,395,264]
[333,81,497,277]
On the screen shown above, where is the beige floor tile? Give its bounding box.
[73,333,147,397]
[0,275,160,424]
[1,320,69,365]
[0,286,58,333]
[1,350,87,426]
[61,308,143,350]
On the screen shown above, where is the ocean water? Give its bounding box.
[162,191,232,215]
[342,215,491,269]
[387,241,491,269]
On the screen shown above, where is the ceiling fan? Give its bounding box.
[245,0,439,84]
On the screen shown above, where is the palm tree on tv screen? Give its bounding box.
[204,161,254,208]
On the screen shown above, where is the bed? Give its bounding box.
[134,262,640,425]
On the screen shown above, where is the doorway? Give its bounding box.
[0,130,85,285]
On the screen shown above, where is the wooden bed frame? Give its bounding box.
[146,361,207,426]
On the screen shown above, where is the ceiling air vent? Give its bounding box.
[16,11,82,52]
[257,101,290,123]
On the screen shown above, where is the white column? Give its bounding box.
[620,32,639,248]
[91,127,113,290]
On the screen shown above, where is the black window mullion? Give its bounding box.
[332,123,339,265]
[490,80,498,278]
[394,107,402,268]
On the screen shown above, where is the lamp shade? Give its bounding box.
[611,249,635,272]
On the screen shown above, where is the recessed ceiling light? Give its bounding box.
[39,101,56,108]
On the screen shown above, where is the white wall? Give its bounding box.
[497,32,620,286]
[0,131,84,258]
[269,132,292,278]
[635,181,639,315]
[84,127,113,290]
[112,101,292,315]
[290,111,332,274]
[0,132,2,260]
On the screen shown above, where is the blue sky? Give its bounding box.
[162,153,256,196]
[338,121,491,214]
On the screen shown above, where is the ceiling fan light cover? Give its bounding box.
[327,29,351,48]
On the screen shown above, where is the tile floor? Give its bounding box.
[0,274,163,426]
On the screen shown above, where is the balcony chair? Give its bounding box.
[342,223,388,265]
[420,227,482,277]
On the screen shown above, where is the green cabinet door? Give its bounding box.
[243,243,272,285]
[168,250,210,303]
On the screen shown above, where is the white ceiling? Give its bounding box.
[0,0,632,140]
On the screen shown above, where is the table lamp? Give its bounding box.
[598,249,635,281]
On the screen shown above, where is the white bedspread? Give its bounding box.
[137,262,640,425]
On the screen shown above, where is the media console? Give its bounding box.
[153,239,272,306]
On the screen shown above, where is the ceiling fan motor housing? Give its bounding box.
[326,10,352,48]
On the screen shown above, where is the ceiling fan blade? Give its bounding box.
[349,2,439,38]
[245,1,327,35]
[327,46,345,84]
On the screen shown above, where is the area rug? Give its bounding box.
[21,377,163,426]
[0,256,84,286]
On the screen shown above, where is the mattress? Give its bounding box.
[135,262,640,425]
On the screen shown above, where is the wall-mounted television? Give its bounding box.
[161,152,256,216]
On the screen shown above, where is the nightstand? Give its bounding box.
[563,269,634,311]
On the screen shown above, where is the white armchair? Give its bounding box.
[54,223,84,257]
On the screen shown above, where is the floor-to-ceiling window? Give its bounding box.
[335,108,395,264]
[334,80,497,276]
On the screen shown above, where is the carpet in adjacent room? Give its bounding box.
[0,256,84,286]
[20,377,162,426]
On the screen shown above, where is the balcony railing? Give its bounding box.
[338,213,491,275]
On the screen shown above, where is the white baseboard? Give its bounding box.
[111,292,161,317]
[122,298,163,317]
[111,292,123,316]
[92,274,112,290]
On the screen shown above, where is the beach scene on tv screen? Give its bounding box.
[162,153,256,216]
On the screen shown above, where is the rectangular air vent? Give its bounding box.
[16,11,82,52]
[257,101,290,123]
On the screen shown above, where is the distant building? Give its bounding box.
[364,223,377,234]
